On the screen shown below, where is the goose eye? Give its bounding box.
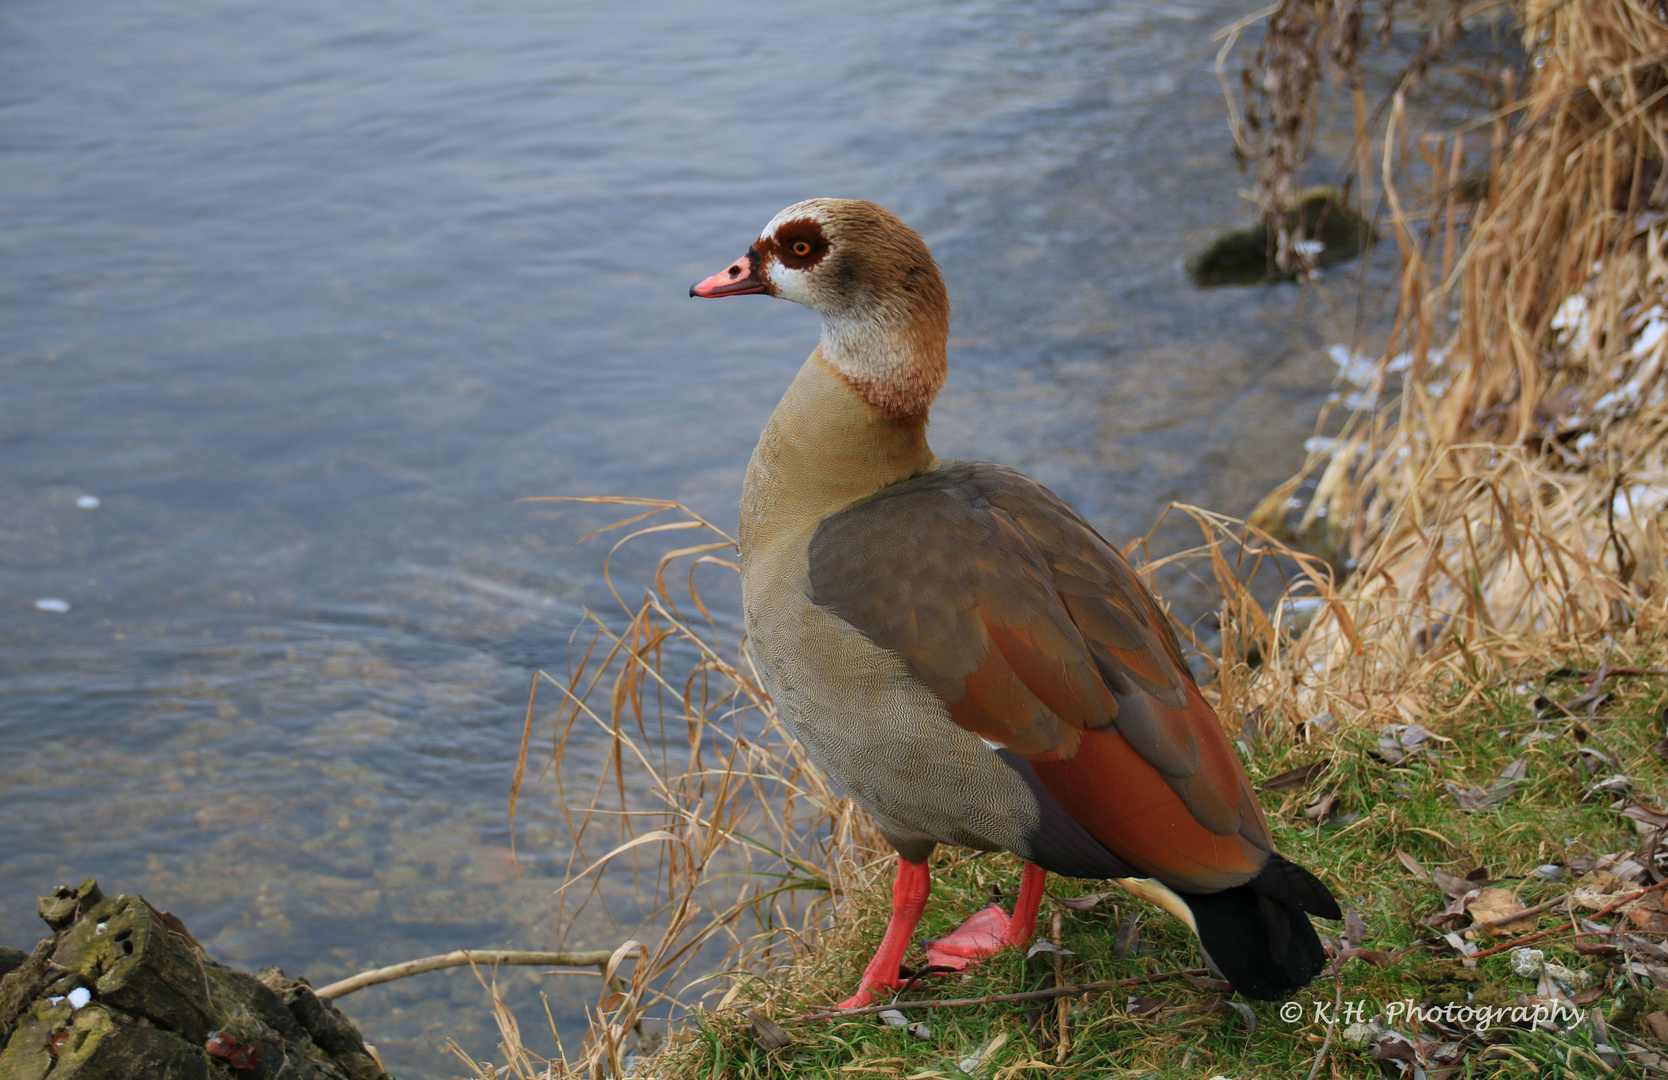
[791,241,812,257]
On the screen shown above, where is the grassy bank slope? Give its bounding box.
[657,662,1668,1079]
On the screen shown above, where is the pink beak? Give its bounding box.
[690,248,769,298]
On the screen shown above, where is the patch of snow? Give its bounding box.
[1551,294,1592,351]
[1327,344,1378,386]
[1593,380,1643,413]
[1613,484,1668,520]
[1634,309,1667,359]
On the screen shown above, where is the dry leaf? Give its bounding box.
[747,1011,795,1050]
[1304,791,1341,821]
[1570,869,1629,909]
[1624,804,1668,830]
[1049,891,1110,911]
[1373,724,1439,765]
[1628,935,1668,962]
[1335,946,1395,966]
[1613,858,1650,881]
[1397,850,1431,881]
[1467,888,1534,935]
[1432,868,1485,898]
[878,1009,930,1040]
[1627,906,1668,933]
[1258,760,1326,792]
[1025,941,1076,959]
[1182,973,1235,992]
[1646,1011,1668,1042]
[1577,745,1618,771]
[1447,774,1521,810]
[1445,782,1489,810]
[1593,775,1635,798]
[957,1031,1008,1077]
[1369,1031,1418,1063]
[1574,940,1620,957]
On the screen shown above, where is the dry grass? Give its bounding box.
[452,0,1668,1074]
[443,498,890,1078]
[1235,0,1668,736]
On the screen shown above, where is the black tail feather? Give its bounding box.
[1182,854,1339,1000]
[1250,851,1342,920]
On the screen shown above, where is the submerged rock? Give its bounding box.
[0,879,391,1080]
[1188,188,1377,287]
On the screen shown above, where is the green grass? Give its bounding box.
[647,660,1668,1079]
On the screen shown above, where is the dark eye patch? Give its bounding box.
[771,218,829,271]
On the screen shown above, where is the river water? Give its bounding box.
[1,0,1368,1074]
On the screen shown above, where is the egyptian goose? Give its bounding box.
[691,199,1340,1010]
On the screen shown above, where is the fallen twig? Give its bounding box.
[1467,879,1668,960]
[315,948,617,1000]
[801,968,1211,1021]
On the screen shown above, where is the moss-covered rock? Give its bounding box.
[1,999,216,1080]
[0,880,393,1080]
[1188,187,1377,286]
[1610,985,1668,1035]
[1406,959,1494,1007]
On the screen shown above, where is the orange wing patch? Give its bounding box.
[1030,686,1270,891]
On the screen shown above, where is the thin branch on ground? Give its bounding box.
[315,949,618,1000]
[799,968,1212,1021]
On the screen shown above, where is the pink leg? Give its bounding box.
[924,861,1049,971]
[836,858,931,1010]
[1001,861,1047,948]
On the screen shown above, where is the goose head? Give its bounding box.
[691,198,950,420]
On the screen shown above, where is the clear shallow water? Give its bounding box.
[1,0,1361,1073]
